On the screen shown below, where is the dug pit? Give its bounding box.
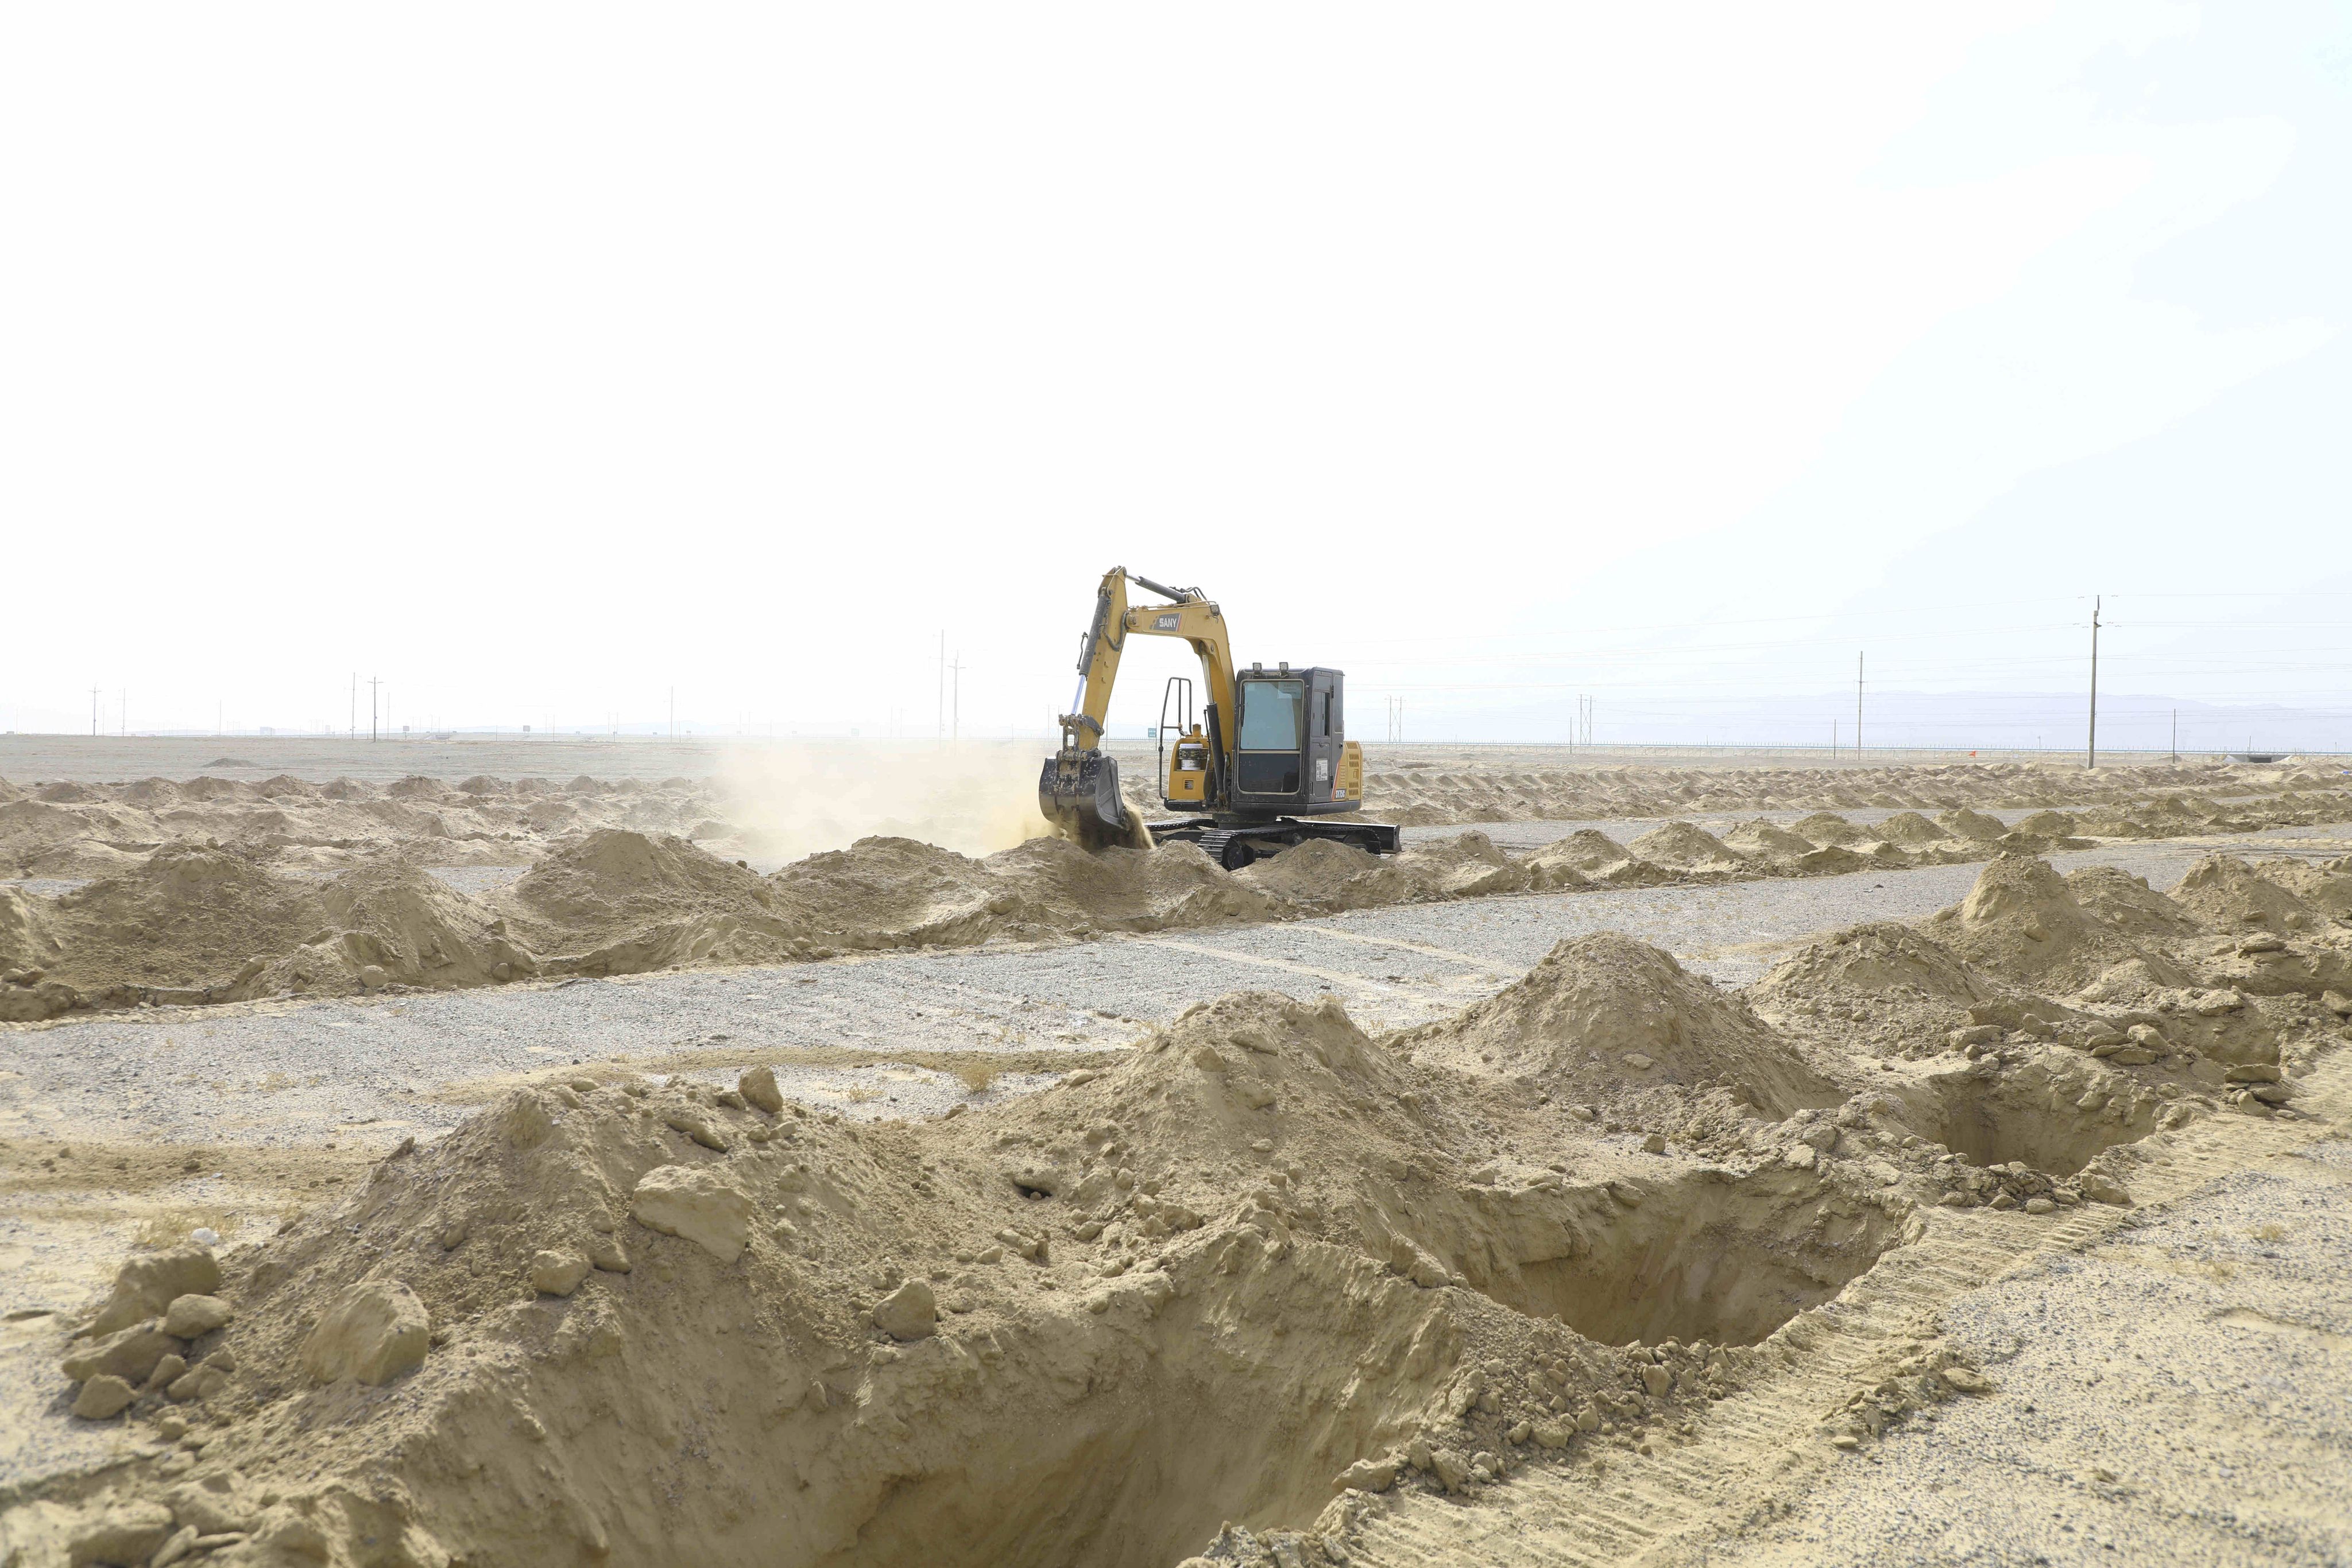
[1481,1168,1902,1347]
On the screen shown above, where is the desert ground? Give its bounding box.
[4,740,2350,1567]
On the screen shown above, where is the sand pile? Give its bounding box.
[1355,758,2336,829]
[29,988,1908,1568]
[10,772,2352,1023]
[0,771,736,881]
[258,868,540,996]
[18,846,325,1002]
[493,828,817,974]
[1922,854,2185,993]
[1624,823,1748,878]
[26,837,2352,1568]
[1396,934,1841,1117]
[1523,830,1671,888]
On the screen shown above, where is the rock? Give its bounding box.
[1642,1362,1673,1396]
[2024,1197,2056,1215]
[1622,1053,1654,1071]
[69,1373,137,1419]
[738,1066,784,1114]
[160,1295,234,1338]
[66,1502,175,1567]
[2109,1047,2158,1066]
[2323,990,2352,1017]
[1507,1420,1533,1444]
[632,1166,755,1263]
[1429,1447,1471,1490]
[589,1238,632,1273]
[358,963,390,989]
[1783,1145,1818,1171]
[2079,1174,2132,1206]
[89,1245,220,1337]
[1940,1366,1993,1394]
[61,1323,181,1385]
[145,1353,187,1392]
[661,1109,728,1151]
[167,1362,230,1402]
[1333,1455,1400,1493]
[872,1280,938,1341]
[531,1250,591,1297]
[2249,1082,2295,1105]
[1568,1104,1597,1122]
[2225,1064,2284,1083]
[1641,1133,1668,1155]
[149,1524,200,1566]
[299,1279,430,1385]
[1533,1419,1572,1450]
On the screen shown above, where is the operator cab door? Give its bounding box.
[1305,669,1341,805]
[1232,673,1307,805]
[1232,668,1345,811]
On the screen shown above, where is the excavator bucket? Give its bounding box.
[1038,751,1150,851]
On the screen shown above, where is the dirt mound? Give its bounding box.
[1235,836,1384,909]
[1937,808,2009,842]
[38,845,324,997]
[1753,922,2005,1013]
[1626,822,1747,876]
[30,991,1792,1568]
[1398,934,1839,1116]
[1874,811,1948,845]
[259,868,539,994]
[1925,855,2192,994]
[1524,830,1669,887]
[1721,820,1816,860]
[2168,855,2324,932]
[1789,812,1865,845]
[983,837,1282,934]
[2263,854,2352,919]
[2064,865,2200,940]
[768,835,1008,947]
[497,829,814,972]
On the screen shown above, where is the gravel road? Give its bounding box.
[7,828,2343,1160]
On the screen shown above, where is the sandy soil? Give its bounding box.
[5,740,2351,1568]
[1,791,2347,1566]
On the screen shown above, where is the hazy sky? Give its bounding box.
[4,3,2345,750]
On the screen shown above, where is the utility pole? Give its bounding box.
[369,676,381,742]
[350,673,356,740]
[949,651,964,741]
[119,689,126,737]
[91,686,100,737]
[1855,653,1863,760]
[669,686,675,741]
[2086,596,2100,770]
[937,631,946,740]
[2171,709,2177,765]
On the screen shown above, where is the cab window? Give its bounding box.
[1237,680,1305,749]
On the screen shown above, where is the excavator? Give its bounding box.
[1038,567,1403,868]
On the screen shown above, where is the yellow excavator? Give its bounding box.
[1038,567,1403,868]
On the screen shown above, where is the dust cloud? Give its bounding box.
[714,740,1054,865]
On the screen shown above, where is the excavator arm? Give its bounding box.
[1042,567,1237,849]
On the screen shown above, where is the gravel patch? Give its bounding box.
[1699,1142,2352,1567]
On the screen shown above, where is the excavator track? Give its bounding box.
[1148,818,1403,870]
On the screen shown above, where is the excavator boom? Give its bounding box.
[1039,567,1237,849]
